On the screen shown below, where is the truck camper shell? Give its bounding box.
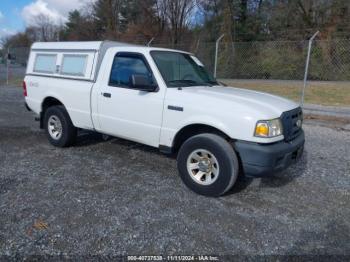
[27,41,137,82]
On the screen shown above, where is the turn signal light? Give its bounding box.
[255,123,269,137]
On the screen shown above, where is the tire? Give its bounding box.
[177,133,239,197]
[44,105,77,147]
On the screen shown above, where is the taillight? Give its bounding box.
[23,81,27,97]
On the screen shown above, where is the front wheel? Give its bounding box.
[177,133,239,197]
[44,106,77,147]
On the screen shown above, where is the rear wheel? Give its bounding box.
[44,106,77,147]
[177,133,239,197]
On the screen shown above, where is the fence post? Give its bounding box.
[6,47,10,85]
[147,37,155,47]
[214,34,225,78]
[194,37,200,54]
[301,31,319,106]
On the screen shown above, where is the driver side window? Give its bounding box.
[109,53,154,89]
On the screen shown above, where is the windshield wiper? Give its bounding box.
[205,80,219,85]
[168,80,198,86]
[168,79,212,87]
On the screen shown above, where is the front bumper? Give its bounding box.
[234,131,305,177]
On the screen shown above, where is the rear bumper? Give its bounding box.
[234,131,305,177]
[24,102,31,112]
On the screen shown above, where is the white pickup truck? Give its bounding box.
[24,41,304,196]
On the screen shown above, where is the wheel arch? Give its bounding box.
[40,96,65,129]
[171,123,233,153]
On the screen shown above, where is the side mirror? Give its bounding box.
[130,74,157,92]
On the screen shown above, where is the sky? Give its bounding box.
[0,0,94,39]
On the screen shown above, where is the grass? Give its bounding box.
[221,79,350,107]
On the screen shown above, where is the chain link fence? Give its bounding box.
[153,39,350,81]
[0,47,29,86]
[165,39,350,106]
[1,40,349,106]
[211,39,350,81]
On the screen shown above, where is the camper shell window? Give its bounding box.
[34,54,57,74]
[60,54,88,76]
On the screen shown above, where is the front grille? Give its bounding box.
[281,107,303,142]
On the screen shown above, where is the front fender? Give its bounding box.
[177,115,233,139]
[159,114,234,148]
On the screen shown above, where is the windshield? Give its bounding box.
[151,51,218,88]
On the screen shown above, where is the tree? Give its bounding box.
[1,33,32,50]
[21,14,62,42]
[159,0,197,44]
[3,0,350,48]
[61,10,98,41]
[93,0,125,39]
[117,0,162,42]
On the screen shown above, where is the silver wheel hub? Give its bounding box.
[186,149,219,186]
[198,159,211,172]
[48,115,62,140]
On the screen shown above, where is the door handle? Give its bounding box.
[102,92,111,98]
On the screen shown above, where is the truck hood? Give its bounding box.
[169,85,299,118]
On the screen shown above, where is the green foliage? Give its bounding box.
[200,0,350,42]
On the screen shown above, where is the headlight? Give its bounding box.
[254,118,283,138]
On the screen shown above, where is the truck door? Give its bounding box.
[96,52,164,147]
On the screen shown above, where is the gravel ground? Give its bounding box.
[0,86,349,258]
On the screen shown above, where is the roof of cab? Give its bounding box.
[31,41,136,51]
